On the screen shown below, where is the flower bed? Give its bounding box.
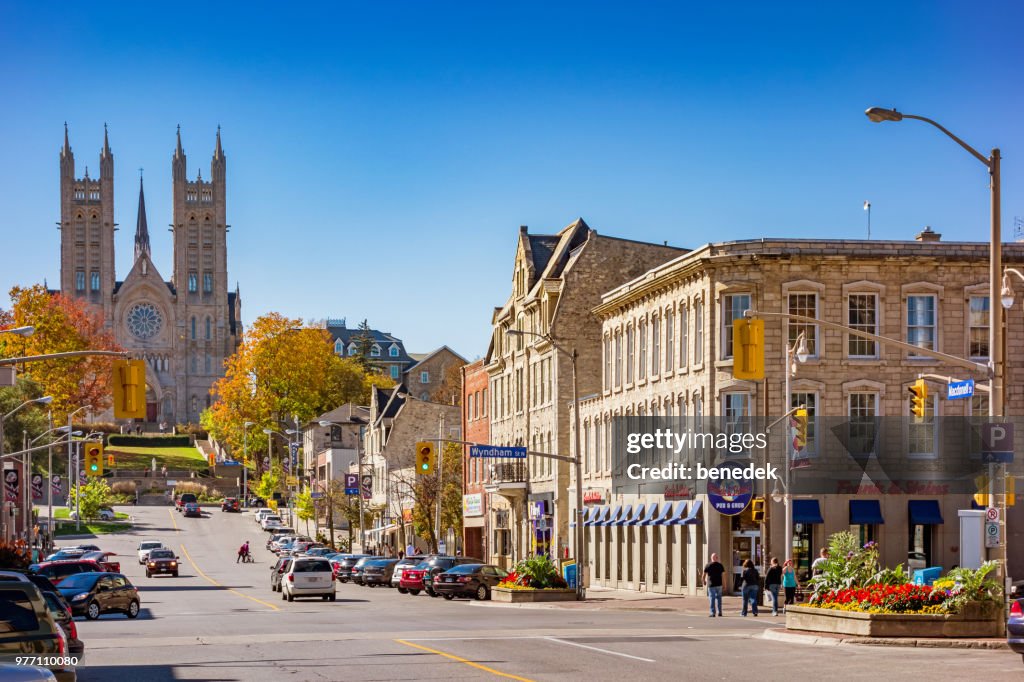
[786,604,1001,637]
[492,587,577,603]
[810,584,946,614]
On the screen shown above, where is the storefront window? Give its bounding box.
[793,523,813,582]
[850,524,877,547]
[909,523,933,567]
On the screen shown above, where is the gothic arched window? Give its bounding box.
[191,317,197,340]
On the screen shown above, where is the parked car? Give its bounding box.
[334,555,371,583]
[183,502,202,518]
[44,548,86,562]
[80,551,120,573]
[57,572,141,620]
[392,555,426,592]
[137,540,165,564]
[350,556,382,585]
[175,492,198,512]
[0,570,62,599]
[41,590,84,655]
[253,508,274,525]
[270,556,294,592]
[433,563,509,601]
[417,556,483,597]
[1009,594,1024,664]
[30,560,107,586]
[0,582,75,681]
[280,558,336,602]
[221,497,240,512]
[69,507,116,521]
[145,548,180,578]
[362,558,400,587]
[303,547,337,558]
[260,514,283,530]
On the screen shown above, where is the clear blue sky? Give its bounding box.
[2,1,1022,359]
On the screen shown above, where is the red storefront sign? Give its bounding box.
[583,490,604,503]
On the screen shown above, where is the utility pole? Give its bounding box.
[435,413,444,553]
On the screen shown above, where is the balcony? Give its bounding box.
[485,461,528,497]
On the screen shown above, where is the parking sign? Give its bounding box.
[981,423,1014,463]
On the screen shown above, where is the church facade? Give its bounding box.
[58,125,242,425]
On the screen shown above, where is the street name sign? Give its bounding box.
[470,445,528,459]
[946,379,974,400]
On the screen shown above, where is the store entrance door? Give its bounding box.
[730,532,760,593]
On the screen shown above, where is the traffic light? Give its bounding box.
[208,454,216,467]
[908,378,927,420]
[732,318,765,380]
[415,441,436,475]
[112,359,146,419]
[974,473,989,507]
[107,453,115,467]
[793,408,808,450]
[751,497,765,522]
[85,443,104,476]
[1006,474,1016,507]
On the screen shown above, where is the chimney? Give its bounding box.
[520,225,528,234]
[915,226,941,242]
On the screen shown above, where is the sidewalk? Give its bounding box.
[762,627,1009,650]
[477,585,758,615]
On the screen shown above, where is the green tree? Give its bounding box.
[398,442,463,552]
[295,489,315,535]
[252,468,281,503]
[351,319,377,372]
[68,478,113,520]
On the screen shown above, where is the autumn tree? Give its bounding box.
[204,313,393,473]
[393,442,463,552]
[430,362,464,406]
[1,284,120,422]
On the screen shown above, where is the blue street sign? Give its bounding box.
[344,473,359,496]
[470,445,528,459]
[310,492,325,499]
[981,452,1014,464]
[947,379,974,400]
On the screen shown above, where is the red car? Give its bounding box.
[31,559,108,585]
[399,566,427,595]
[81,551,121,573]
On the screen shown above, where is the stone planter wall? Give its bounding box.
[786,605,1001,638]
[492,587,578,603]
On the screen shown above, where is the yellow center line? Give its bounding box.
[167,509,180,532]
[394,639,535,682]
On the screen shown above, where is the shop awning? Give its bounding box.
[646,502,674,525]
[367,523,398,535]
[622,504,646,526]
[908,499,944,525]
[571,507,598,528]
[610,505,633,526]
[599,505,623,526]
[665,501,690,525]
[849,499,885,525]
[635,503,659,525]
[680,500,702,525]
[587,506,609,526]
[793,499,824,524]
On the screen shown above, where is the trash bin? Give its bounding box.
[563,561,578,589]
[913,566,942,586]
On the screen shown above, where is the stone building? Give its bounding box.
[484,219,685,566]
[58,125,242,424]
[362,385,460,554]
[405,346,466,402]
[324,319,414,382]
[302,403,370,484]
[577,233,1024,595]
[462,359,491,561]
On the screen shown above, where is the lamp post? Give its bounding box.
[285,426,302,529]
[507,328,585,600]
[26,421,79,548]
[0,326,35,338]
[64,406,89,540]
[263,428,290,520]
[242,421,254,508]
[0,395,53,541]
[867,106,1004,566]
[782,332,809,559]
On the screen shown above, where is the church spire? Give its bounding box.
[134,172,151,260]
[62,122,71,157]
[102,123,111,157]
[214,125,224,161]
[175,124,184,158]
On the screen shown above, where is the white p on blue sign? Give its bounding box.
[947,379,974,400]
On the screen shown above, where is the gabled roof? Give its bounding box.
[405,345,467,373]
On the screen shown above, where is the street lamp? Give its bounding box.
[321,419,366,553]
[242,421,254,508]
[506,328,586,600]
[0,395,52,541]
[0,326,35,337]
[867,105,1004,567]
[263,428,290,521]
[782,331,808,561]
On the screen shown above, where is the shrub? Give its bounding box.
[499,555,568,589]
[111,481,137,495]
[941,561,1002,612]
[172,482,210,497]
[108,435,191,447]
[808,532,881,598]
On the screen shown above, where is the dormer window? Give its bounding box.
[334,339,344,355]
[389,345,400,357]
[370,345,381,357]
[348,343,357,356]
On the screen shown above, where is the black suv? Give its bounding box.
[420,556,482,597]
[176,492,198,511]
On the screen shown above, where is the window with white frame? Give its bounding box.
[420,371,429,384]
[665,309,674,372]
[969,295,989,360]
[907,295,936,355]
[679,305,688,368]
[626,325,635,384]
[788,292,819,357]
[594,419,602,473]
[348,343,357,356]
[652,316,661,375]
[604,336,611,390]
[75,270,85,291]
[638,320,647,380]
[390,365,399,379]
[848,392,879,456]
[389,345,400,357]
[90,271,100,292]
[908,393,938,457]
[694,300,704,363]
[334,339,343,354]
[614,332,622,388]
[371,344,381,357]
[722,393,750,446]
[848,294,878,358]
[721,293,751,359]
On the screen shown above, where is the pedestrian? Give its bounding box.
[236,541,247,563]
[703,552,726,617]
[782,558,798,609]
[740,559,760,617]
[161,465,167,477]
[405,541,415,558]
[811,547,829,577]
[765,557,782,616]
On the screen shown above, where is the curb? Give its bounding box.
[761,627,1010,650]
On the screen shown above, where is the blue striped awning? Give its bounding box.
[570,507,598,528]
[635,503,659,525]
[586,506,609,527]
[645,502,674,525]
[849,499,884,525]
[610,505,634,526]
[622,504,646,526]
[599,505,623,526]
[679,500,702,525]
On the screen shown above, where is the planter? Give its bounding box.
[492,587,578,603]
[786,604,1001,638]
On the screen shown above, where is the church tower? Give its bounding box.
[59,124,116,322]
[170,126,233,421]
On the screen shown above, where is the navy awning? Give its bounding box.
[571,507,597,528]
[849,499,885,525]
[600,505,623,526]
[680,500,702,525]
[646,502,674,525]
[631,504,656,526]
[586,506,608,526]
[908,500,944,525]
[793,499,824,524]
[610,505,633,526]
[622,504,645,526]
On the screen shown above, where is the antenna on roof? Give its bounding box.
[863,201,871,239]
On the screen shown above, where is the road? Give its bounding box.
[62,505,1022,681]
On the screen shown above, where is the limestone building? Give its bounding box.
[58,125,242,424]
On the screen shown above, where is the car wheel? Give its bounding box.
[126,600,140,618]
[428,589,439,598]
[443,593,454,600]
[397,587,408,594]
[86,601,101,620]
[368,583,375,588]
[287,592,294,602]
[173,572,178,577]
[322,595,329,601]
[329,594,336,602]
[408,589,420,596]
[146,571,151,578]
[476,585,489,601]
[281,590,287,601]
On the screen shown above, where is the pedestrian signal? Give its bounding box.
[974,473,989,507]
[415,441,436,475]
[732,318,764,380]
[107,453,114,466]
[908,378,927,420]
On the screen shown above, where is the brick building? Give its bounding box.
[462,359,490,560]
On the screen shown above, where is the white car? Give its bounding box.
[70,508,116,521]
[281,557,336,602]
[137,540,165,564]
[254,508,273,524]
[260,515,282,530]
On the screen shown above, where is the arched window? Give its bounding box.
[389,345,399,357]
[370,345,381,357]
[334,339,343,355]
[205,317,211,340]
[191,317,196,339]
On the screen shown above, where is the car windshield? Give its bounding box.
[56,573,100,590]
[293,560,331,573]
[412,561,431,570]
[149,550,175,559]
[445,564,483,574]
[140,542,162,550]
[0,589,40,631]
[179,494,197,501]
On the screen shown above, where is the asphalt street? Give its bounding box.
[61,505,1023,681]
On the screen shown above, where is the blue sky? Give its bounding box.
[1,1,1022,359]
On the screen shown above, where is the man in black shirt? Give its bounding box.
[703,552,726,617]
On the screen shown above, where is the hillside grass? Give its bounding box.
[105,444,207,471]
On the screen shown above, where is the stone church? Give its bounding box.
[58,125,242,425]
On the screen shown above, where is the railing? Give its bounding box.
[489,461,528,485]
